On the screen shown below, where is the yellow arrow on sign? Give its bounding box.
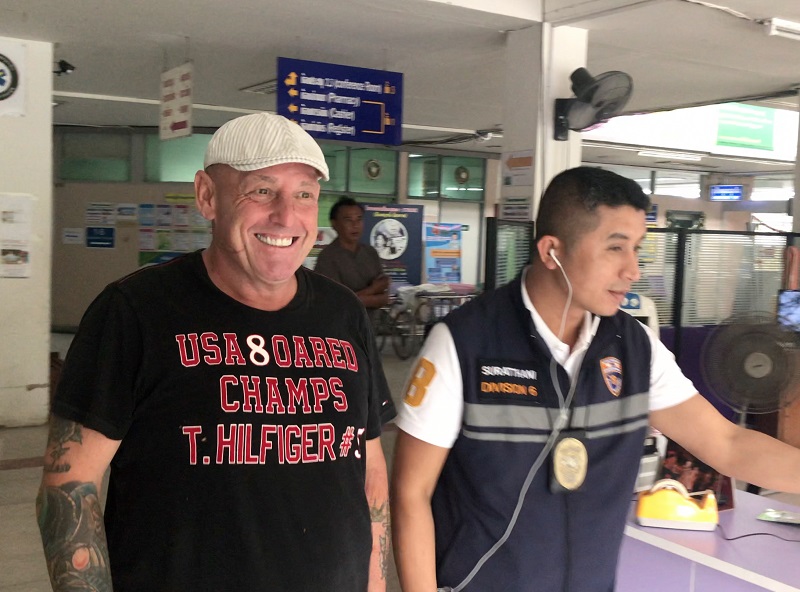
[284,72,297,86]
[288,88,299,97]
[288,104,298,113]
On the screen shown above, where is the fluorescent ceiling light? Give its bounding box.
[637,150,703,161]
[765,17,800,41]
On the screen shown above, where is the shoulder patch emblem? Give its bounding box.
[599,357,623,397]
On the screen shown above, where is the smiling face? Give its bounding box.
[559,204,646,317]
[196,162,320,305]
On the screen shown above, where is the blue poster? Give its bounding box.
[425,223,462,283]
[362,204,422,287]
[276,57,403,145]
[86,227,115,248]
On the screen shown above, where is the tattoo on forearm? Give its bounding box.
[37,481,112,592]
[44,416,83,474]
[370,501,391,580]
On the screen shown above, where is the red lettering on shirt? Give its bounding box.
[319,423,336,461]
[176,334,200,367]
[286,377,311,414]
[216,424,237,463]
[219,375,239,412]
[272,335,291,367]
[310,377,330,412]
[284,425,302,464]
[264,377,286,414]
[341,340,358,371]
[292,336,314,367]
[182,426,202,464]
[308,336,332,367]
[326,338,346,368]
[329,376,348,411]
[240,376,264,413]
[223,333,247,365]
[201,332,222,365]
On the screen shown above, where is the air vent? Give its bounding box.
[240,79,278,95]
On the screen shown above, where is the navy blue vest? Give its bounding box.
[435,274,652,592]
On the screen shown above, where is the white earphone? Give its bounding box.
[549,248,562,269]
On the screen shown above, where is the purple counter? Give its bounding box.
[618,490,800,592]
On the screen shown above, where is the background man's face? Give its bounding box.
[332,205,364,246]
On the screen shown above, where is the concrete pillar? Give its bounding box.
[0,36,53,426]
[794,90,800,235]
[501,24,588,221]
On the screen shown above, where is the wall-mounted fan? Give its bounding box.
[553,67,633,141]
[701,311,800,419]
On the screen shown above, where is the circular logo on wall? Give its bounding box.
[454,165,470,185]
[364,159,382,180]
[370,218,408,261]
[0,53,19,101]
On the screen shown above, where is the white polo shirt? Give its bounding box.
[395,270,698,448]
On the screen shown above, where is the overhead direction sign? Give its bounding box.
[276,57,403,145]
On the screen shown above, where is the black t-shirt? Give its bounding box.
[53,251,393,592]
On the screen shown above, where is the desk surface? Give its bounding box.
[624,490,800,591]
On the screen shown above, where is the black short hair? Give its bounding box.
[535,166,651,247]
[329,196,364,221]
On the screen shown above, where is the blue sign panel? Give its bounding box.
[425,223,462,284]
[276,57,403,145]
[362,204,422,287]
[709,184,743,201]
[86,227,115,248]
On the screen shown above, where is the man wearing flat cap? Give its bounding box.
[37,113,394,592]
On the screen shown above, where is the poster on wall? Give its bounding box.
[362,204,422,287]
[305,227,336,270]
[0,39,26,117]
[85,202,115,226]
[138,199,213,267]
[424,223,462,284]
[0,193,32,277]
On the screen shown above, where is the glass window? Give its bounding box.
[145,134,212,182]
[407,154,440,198]
[60,132,131,182]
[347,148,397,195]
[751,175,794,201]
[440,156,485,201]
[654,170,701,199]
[320,144,348,193]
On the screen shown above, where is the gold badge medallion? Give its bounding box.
[552,437,588,491]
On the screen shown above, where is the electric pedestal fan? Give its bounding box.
[701,311,800,421]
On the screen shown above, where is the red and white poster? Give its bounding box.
[160,61,193,140]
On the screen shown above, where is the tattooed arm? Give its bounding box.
[365,437,390,592]
[36,415,121,592]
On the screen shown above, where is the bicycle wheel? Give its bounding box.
[373,307,391,352]
[392,310,417,360]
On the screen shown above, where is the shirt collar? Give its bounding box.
[520,266,600,358]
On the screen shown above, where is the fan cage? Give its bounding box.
[701,313,800,414]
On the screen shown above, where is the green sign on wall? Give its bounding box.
[716,103,775,151]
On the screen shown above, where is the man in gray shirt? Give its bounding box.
[315,197,390,318]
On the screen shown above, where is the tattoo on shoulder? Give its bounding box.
[44,416,83,474]
[37,480,112,592]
